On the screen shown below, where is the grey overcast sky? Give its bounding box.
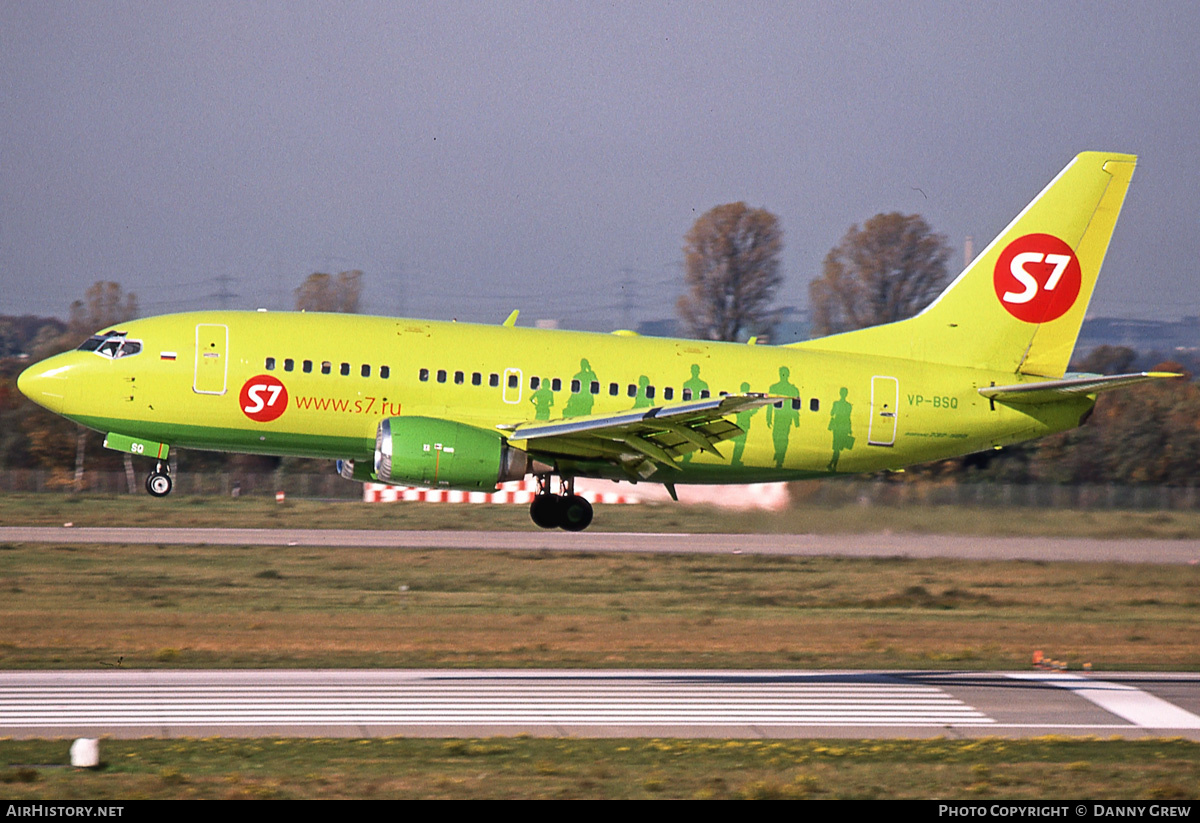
[2,1,1197,330]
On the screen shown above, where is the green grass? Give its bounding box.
[1,541,1197,670]
[2,737,1198,799]
[5,492,1200,538]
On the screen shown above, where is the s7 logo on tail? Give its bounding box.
[239,375,289,422]
[993,233,1081,323]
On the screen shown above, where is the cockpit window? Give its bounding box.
[78,332,141,360]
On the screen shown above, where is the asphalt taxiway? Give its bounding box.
[2,527,1199,563]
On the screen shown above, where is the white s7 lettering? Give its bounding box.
[1002,251,1073,304]
[1002,252,1044,304]
[1043,254,1071,291]
[244,386,265,414]
[243,384,281,414]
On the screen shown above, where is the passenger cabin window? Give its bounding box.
[471,372,481,386]
[321,361,331,375]
[284,358,294,372]
[791,398,802,410]
[265,357,275,370]
[530,376,540,389]
[590,381,600,394]
[609,383,619,396]
[361,364,371,378]
[508,374,519,388]
[454,371,464,385]
[340,362,350,376]
[810,398,820,412]
[303,360,313,373]
[663,387,674,401]
[380,366,390,379]
[551,378,561,392]
[700,390,710,399]
[571,379,580,393]
[683,389,692,401]
[419,368,429,381]
[489,373,499,387]
[646,385,655,399]
[437,369,447,383]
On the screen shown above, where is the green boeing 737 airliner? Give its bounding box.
[17,152,1179,530]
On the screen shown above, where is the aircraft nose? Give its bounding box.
[17,360,70,414]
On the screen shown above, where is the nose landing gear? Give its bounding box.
[529,474,593,532]
[145,461,173,497]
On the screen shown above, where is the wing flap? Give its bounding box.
[500,394,777,469]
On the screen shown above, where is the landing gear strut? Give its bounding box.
[145,460,173,497]
[529,474,593,532]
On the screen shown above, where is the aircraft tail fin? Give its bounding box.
[793,152,1137,378]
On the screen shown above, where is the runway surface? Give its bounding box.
[3,670,1200,739]
[2,526,1199,563]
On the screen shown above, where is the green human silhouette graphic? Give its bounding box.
[681,364,709,463]
[682,364,708,399]
[764,366,800,468]
[730,381,760,467]
[562,358,598,418]
[827,386,855,471]
[631,375,653,408]
[530,379,554,420]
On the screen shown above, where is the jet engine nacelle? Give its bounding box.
[374,416,531,490]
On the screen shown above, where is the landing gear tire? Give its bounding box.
[559,494,593,532]
[529,494,562,529]
[146,471,172,497]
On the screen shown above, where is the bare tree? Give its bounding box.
[677,203,783,342]
[68,281,138,334]
[809,213,950,336]
[295,270,363,313]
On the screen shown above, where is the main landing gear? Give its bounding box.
[529,474,593,532]
[145,461,173,497]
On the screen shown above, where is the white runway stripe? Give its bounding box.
[1008,673,1200,729]
[0,678,992,728]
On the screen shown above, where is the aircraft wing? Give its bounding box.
[978,371,1182,404]
[499,394,778,478]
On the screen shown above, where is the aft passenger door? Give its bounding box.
[193,324,228,395]
[867,375,898,446]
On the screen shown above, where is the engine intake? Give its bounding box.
[374,416,530,490]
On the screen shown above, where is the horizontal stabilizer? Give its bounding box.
[978,371,1182,404]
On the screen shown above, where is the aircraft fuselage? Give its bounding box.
[18,309,1089,484]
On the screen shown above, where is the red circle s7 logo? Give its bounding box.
[993,233,1082,323]
[239,375,289,422]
